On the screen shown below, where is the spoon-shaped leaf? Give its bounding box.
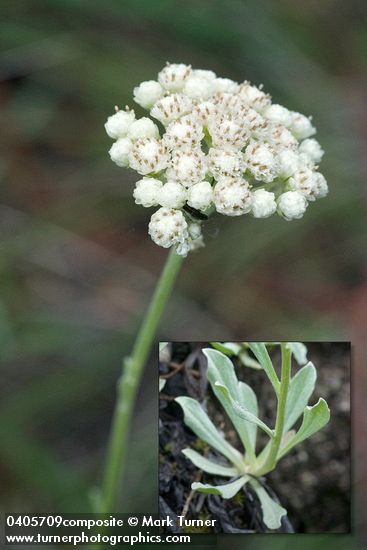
[214,382,274,439]
[204,348,258,460]
[249,478,287,530]
[182,449,238,477]
[192,475,249,499]
[286,342,308,365]
[210,342,241,356]
[248,343,280,394]
[284,361,316,431]
[279,398,330,458]
[175,396,243,469]
[238,351,262,370]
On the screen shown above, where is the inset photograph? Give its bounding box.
[159,342,350,534]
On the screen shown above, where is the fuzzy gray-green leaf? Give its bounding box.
[286,342,308,365]
[249,478,287,530]
[279,398,330,458]
[238,351,262,370]
[214,381,274,439]
[175,396,243,468]
[248,343,280,393]
[284,361,316,431]
[182,449,238,477]
[204,348,258,459]
[192,475,249,499]
[210,342,241,356]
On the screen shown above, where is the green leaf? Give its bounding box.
[248,343,280,394]
[286,342,308,365]
[175,396,244,469]
[238,351,262,370]
[192,475,249,499]
[279,398,330,458]
[210,342,241,356]
[284,361,316,431]
[159,378,166,392]
[214,381,274,439]
[182,449,238,477]
[249,478,287,530]
[204,348,258,460]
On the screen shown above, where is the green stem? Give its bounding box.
[99,248,183,513]
[254,344,292,476]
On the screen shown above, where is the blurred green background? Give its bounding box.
[0,0,366,548]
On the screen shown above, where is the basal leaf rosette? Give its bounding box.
[105,63,328,256]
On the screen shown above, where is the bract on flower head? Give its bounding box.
[105,62,328,256]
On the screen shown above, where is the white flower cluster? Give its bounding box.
[105,63,328,255]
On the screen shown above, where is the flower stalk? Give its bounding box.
[99,248,183,513]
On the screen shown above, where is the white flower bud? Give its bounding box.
[150,94,193,126]
[213,176,252,216]
[251,189,277,218]
[183,75,215,101]
[238,82,271,111]
[128,117,159,140]
[192,101,218,125]
[276,149,301,178]
[148,207,188,249]
[105,109,135,139]
[298,152,316,168]
[244,108,267,135]
[299,138,324,164]
[263,104,292,127]
[288,167,322,200]
[157,181,187,208]
[163,115,204,149]
[312,172,328,199]
[265,124,298,150]
[213,78,239,94]
[133,177,162,207]
[193,69,217,81]
[208,114,249,150]
[108,137,132,167]
[208,148,244,177]
[158,63,192,92]
[244,140,277,183]
[133,80,164,109]
[278,191,308,220]
[167,148,207,187]
[290,112,316,139]
[129,138,170,175]
[187,181,213,210]
[212,92,237,109]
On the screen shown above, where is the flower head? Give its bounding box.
[133,177,162,207]
[129,138,169,175]
[148,207,188,249]
[214,176,252,216]
[251,189,277,218]
[105,63,328,255]
[278,191,308,220]
[133,81,164,109]
[105,109,135,139]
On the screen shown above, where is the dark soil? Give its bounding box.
[159,342,350,534]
